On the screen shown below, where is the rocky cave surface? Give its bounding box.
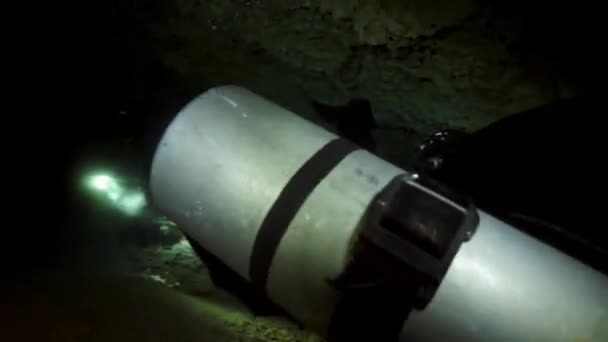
[127,216,325,341]
[83,0,596,167]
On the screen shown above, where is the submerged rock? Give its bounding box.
[2,274,323,342]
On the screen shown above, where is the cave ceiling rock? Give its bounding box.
[158,0,566,162]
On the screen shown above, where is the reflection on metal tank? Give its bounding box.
[150,86,608,341]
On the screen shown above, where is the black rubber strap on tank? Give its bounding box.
[249,138,359,291]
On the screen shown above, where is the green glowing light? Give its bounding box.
[108,189,121,202]
[119,192,147,216]
[90,175,113,191]
[84,171,147,216]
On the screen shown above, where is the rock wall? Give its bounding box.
[127,0,583,165]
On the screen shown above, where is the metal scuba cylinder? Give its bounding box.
[150,86,608,341]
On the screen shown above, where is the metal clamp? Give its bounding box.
[362,173,479,308]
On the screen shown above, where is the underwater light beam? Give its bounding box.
[89,174,114,191]
[84,172,147,216]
